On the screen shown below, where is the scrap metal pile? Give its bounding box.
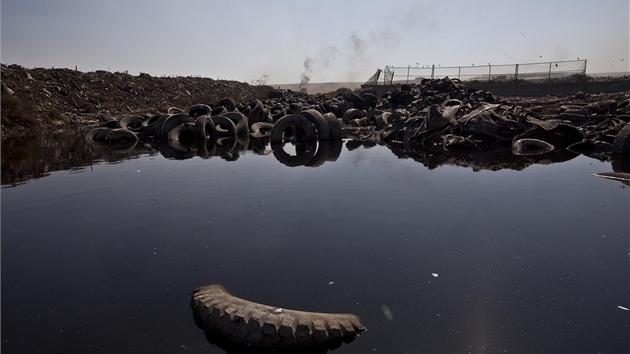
[86,77,630,158]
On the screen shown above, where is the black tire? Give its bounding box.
[85,127,112,147]
[300,109,332,141]
[342,108,366,124]
[117,115,145,132]
[220,111,249,136]
[159,114,195,139]
[613,122,630,155]
[512,138,555,156]
[167,122,196,142]
[270,114,318,144]
[195,115,216,141]
[344,92,368,110]
[323,112,344,140]
[217,98,237,112]
[211,115,238,136]
[185,104,212,118]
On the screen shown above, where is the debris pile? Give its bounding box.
[84,76,630,158]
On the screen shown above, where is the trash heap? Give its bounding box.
[86,77,630,157]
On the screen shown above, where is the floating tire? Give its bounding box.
[612,122,630,155]
[270,114,318,144]
[192,284,365,350]
[512,138,555,156]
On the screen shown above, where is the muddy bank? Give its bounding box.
[1,64,273,135]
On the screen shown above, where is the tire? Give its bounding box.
[185,104,212,118]
[195,115,216,140]
[117,115,145,132]
[210,115,238,136]
[342,108,366,124]
[220,111,249,136]
[512,138,555,156]
[613,122,630,155]
[270,114,318,144]
[167,122,195,142]
[300,109,332,141]
[344,92,368,110]
[323,112,344,140]
[217,97,237,112]
[159,114,194,139]
[192,284,366,349]
[85,127,112,147]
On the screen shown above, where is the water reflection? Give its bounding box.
[3,129,630,188]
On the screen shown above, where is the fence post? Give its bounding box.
[514,64,519,96]
[458,66,461,79]
[431,64,435,79]
[488,64,491,80]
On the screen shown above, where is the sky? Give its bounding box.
[2,0,629,85]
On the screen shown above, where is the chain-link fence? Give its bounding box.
[372,59,587,85]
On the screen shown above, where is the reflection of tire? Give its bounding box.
[85,127,112,147]
[270,114,318,144]
[300,109,332,140]
[196,138,217,159]
[214,136,238,156]
[220,111,249,136]
[306,141,332,167]
[613,122,630,155]
[272,141,317,167]
[108,128,139,150]
[512,138,555,156]
[211,115,238,136]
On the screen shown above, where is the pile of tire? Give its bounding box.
[85,78,630,157]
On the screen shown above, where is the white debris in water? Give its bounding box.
[618,306,629,311]
[329,281,334,285]
[431,273,439,278]
[381,305,394,320]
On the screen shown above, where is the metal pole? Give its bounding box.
[515,64,519,96]
[488,64,491,80]
[407,65,410,83]
[431,64,435,79]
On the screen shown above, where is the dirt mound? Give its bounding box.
[1,64,273,134]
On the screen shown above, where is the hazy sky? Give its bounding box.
[2,0,628,84]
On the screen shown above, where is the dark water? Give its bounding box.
[2,131,629,353]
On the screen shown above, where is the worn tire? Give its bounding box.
[612,122,630,155]
[211,115,238,137]
[300,109,332,141]
[270,114,318,144]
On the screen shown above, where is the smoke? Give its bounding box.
[299,56,313,88]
